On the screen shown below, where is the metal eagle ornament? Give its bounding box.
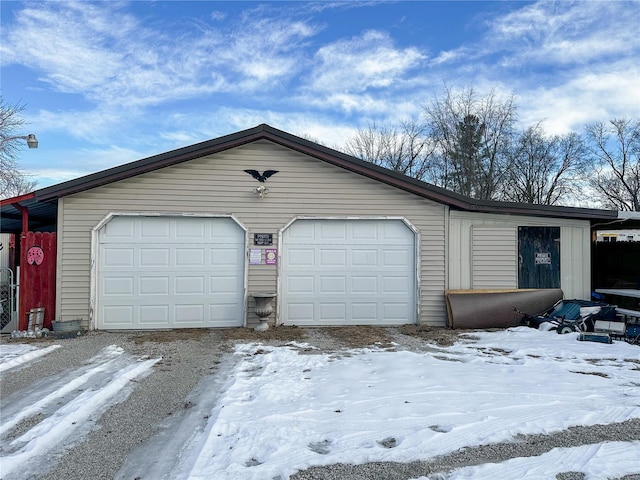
[244,169,278,198]
[244,169,279,182]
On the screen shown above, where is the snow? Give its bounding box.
[0,343,61,373]
[2,328,639,479]
[411,441,640,480]
[1,345,160,479]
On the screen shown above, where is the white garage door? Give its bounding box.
[97,216,245,329]
[282,219,416,326]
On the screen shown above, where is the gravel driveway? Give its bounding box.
[1,326,638,480]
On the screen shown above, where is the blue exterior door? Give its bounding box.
[518,227,561,289]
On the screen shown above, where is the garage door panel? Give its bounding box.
[352,222,378,240]
[320,222,347,240]
[210,304,244,325]
[103,305,134,326]
[139,277,169,295]
[351,249,378,266]
[382,276,410,292]
[175,304,204,323]
[383,222,414,242]
[286,221,315,241]
[351,276,377,293]
[98,216,244,329]
[176,248,205,266]
[103,248,134,267]
[175,276,204,294]
[319,276,346,293]
[210,248,243,266]
[140,305,169,324]
[101,277,134,296]
[176,221,205,239]
[352,303,377,319]
[209,220,245,241]
[210,275,242,294]
[140,248,170,267]
[383,248,412,266]
[282,220,415,326]
[140,218,170,238]
[319,303,346,319]
[286,248,315,266]
[286,276,314,294]
[287,303,314,321]
[103,219,135,238]
[320,249,346,265]
[383,303,410,319]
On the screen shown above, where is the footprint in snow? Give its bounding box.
[308,439,332,455]
[429,424,452,433]
[377,436,398,448]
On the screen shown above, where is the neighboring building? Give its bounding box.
[0,124,620,330]
[596,230,640,242]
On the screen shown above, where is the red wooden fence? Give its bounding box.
[19,232,56,330]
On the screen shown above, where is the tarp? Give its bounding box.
[446,289,564,329]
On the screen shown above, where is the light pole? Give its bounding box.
[1,134,39,149]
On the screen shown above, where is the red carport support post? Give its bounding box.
[11,202,29,235]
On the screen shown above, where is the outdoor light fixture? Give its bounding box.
[253,185,269,198]
[11,134,39,148]
[25,134,38,149]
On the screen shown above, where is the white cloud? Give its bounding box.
[308,30,426,95]
[488,1,639,66]
[1,2,321,108]
[519,62,640,134]
[210,10,226,21]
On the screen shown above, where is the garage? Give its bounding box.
[97,215,245,329]
[281,219,416,326]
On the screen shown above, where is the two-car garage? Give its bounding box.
[95,216,417,329]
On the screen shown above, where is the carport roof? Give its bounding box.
[1,123,621,234]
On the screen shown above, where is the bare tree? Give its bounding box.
[1,98,38,198]
[424,85,517,199]
[344,119,436,180]
[584,118,640,211]
[501,124,587,205]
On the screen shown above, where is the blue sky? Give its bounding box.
[1,0,639,189]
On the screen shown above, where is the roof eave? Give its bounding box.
[28,123,619,222]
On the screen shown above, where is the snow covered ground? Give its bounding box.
[0,344,160,479]
[1,327,639,480]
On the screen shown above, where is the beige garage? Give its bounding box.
[0,124,618,331]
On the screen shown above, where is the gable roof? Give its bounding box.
[1,123,619,233]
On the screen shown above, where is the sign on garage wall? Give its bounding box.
[265,248,277,265]
[250,248,262,264]
[254,233,273,245]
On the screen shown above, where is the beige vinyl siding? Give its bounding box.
[57,140,447,328]
[449,211,591,299]
[471,226,517,289]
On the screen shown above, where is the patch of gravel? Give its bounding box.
[2,326,638,480]
[291,419,640,480]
